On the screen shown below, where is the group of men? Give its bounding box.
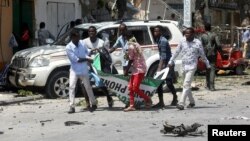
[65,22,222,113]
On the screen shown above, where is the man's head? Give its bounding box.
[70,30,80,46]
[88,26,97,39]
[40,22,45,29]
[184,27,195,42]
[204,23,211,32]
[153,25,163,38]
[119,23,127,36]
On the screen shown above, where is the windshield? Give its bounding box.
[53,28,89,46]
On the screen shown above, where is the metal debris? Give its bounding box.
[160,121,204,136]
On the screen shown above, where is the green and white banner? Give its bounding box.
[93,54,163,107]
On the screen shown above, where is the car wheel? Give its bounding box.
[46,71,69,98]
[235,65,244,75]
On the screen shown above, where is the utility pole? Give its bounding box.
[144,0,151,20]
[183,0,192,27]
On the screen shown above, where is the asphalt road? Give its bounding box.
[0,72,250,141]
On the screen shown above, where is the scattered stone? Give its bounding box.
[102,124,107,126]
[0,131,4,135]
[38,106,42,109]
[116,130,122,132]
[64,121,85,126]
[8,128,13,130]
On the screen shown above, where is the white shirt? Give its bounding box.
[169,37,210,71]
[82,38,104,58]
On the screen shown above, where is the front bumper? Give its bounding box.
[8,67,49,87]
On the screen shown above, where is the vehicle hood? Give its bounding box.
[13,45,66,58]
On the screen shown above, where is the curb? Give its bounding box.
[0,95,44,106]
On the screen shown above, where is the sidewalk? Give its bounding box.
[0,92,44,106]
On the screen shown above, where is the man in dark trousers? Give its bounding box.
[152,25,178,108]
[201,23,222,91]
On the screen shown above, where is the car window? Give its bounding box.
[150,26,172,41]
[128,26,152,45]
[97,28,118,47]
[53,28,88,46]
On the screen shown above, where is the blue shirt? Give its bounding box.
[242,30,250,43]
[113,35,128,50]
[66,41,89,75]
[156,36,172,64]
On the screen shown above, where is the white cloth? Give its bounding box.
[82,38,104,58]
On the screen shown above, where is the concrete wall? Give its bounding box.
[33,0,82,40]
[0,0,13,70]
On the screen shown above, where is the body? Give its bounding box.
[66,30,97,113]
[124,33,152,111]
[109,23,128,74]
[83,26,114,108]
[201,23,222,91]
[38,22,55,46]
[168,27,210,110]
[152,25,178,108]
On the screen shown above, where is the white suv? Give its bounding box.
[8,20,183,98]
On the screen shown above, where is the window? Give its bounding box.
[150,26,172,41]
[98,28,119,47]
[128,26,152,45]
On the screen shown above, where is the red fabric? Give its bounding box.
[128,73,150,105]
[21,30,30,41]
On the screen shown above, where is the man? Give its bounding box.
[109,23,128,74]
[241,24,250,59]
[152,25,178,108]
[201,23,222,91]
[168,27,210,110]
[83,26,114,108]
[66,30,97,113]
[38,22,55,45]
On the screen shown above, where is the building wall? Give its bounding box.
[34,0,82,41]
[0,0,13,70]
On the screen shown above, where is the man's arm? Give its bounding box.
[198,42,211,68]
[124,60,133,76]
[168,41,182,66]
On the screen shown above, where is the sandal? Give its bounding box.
[124,105,136,112]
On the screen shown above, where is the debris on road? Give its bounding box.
[40,119,54,126]
[160,121,204,136]
[0,131,4,135]
[64,121,85,126]
[242,81,250,85]
[222,116,250,120]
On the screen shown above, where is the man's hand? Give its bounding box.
[124,69,128,76]
[167,64,173,68]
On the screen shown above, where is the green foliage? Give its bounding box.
[17,89,34,97]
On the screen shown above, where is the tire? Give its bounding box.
[235,65,244,75]
[46,71,69,99]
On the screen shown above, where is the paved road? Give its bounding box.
[0,74,250,141]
